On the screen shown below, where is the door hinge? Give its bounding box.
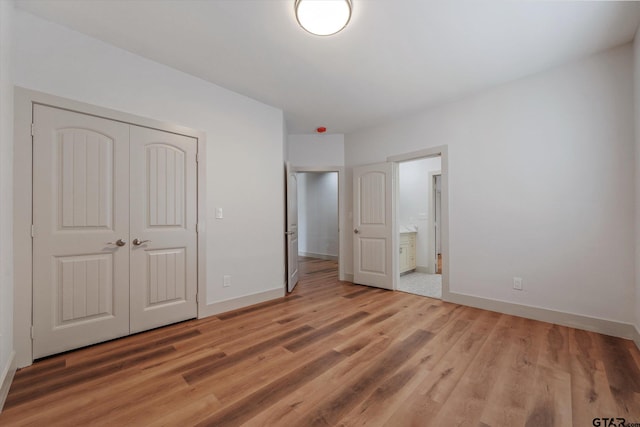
[31,224,36,238]
[30,325,35,339]
[196,153,200,163]
[31,123,35,136]
[196,293,199,304]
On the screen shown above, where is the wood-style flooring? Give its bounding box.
[2,257,640,426]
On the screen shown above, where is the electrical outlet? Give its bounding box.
[223,275,231,287]
[513,277,523,291]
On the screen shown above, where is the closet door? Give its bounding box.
[32,105,130,358]
[129,126,198,333]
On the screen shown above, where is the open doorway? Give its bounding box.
[397,156,442,299]
[297,171,339,266]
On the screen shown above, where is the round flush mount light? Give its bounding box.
[295,0,352,36]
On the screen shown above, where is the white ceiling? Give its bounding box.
[15,1,640,134]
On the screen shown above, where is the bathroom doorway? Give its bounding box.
[397,156,442,299]
[296,171,340,266]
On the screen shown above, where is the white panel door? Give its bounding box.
[129,126,198,333]
[286,163,299,292]
[32,105,130,358]
[353,163,394,290]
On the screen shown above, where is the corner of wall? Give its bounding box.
[0,0,15,410]
[634,24,640,349]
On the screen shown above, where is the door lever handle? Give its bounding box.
[132,238,151,246]
[107,239,127,247]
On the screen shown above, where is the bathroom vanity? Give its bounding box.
[399,229,417,274]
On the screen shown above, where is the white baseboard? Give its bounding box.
[344,273,354,282]
[446,291,635,340]
[0,351,16,413]
[299,252,338,261]
[633,325,640,351]
[198,287,285,318]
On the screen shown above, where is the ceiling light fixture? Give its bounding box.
[295,0,352,36]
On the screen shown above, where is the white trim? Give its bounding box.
[428,170,441,275]
[388,145,449,301]
[447,291,636,339]
[344,273,354,282]
[13,87,207,367]
[292,166,346,281]
[633,325,640,351]
[199,287,285,318]
[0,351,16,413]
[299,252,339,261]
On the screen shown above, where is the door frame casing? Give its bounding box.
[428,170,442,274]
[285,162,299,292]
[13,87,207,367]
[388,146,450,300]
[292,166,345,281]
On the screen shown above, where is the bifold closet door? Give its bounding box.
[129,125,198,333]
[32,105,131,359]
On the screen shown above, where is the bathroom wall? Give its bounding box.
[399,157,442,272]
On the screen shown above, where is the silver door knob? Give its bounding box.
[107,239,127,247]
[132,238,151,246]
[354,229,359,234]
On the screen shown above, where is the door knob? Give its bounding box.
[132,238,151,246]
[354,229,359,234]
[107,239,127,247]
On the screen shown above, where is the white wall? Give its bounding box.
[297,172,339,258]
[288,133,344,166]
[346,44,635,324]
[399,157,441,269]
[13,10,285,307]
[0,0,14,397]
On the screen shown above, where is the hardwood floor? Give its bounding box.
[2,257,640,426]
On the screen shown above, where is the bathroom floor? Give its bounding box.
[398,272,442,299]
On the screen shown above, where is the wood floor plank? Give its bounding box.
[284,311,369,352]
[478,317,544,426]
[194,350,347,427]
[182,324,314,384]
[422,313,519,425]
[2,257,640,426]
[570,328,619,426]
[383,309,499,426]
[523,365,573,427]
[597,333,640,417]
[293,329,434,426]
